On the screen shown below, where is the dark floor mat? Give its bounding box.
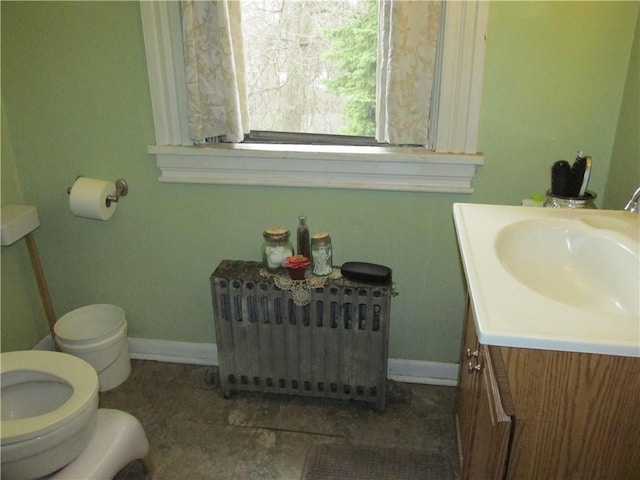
[301,443,457,480]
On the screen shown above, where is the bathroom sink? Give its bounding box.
[453,203,640,357]
[496,218,639,316]
[1,205,40,246]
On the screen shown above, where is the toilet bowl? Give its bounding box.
[1,350,99,480]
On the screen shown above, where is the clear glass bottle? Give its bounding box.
[543,190,597,209]
[262,227,294,273]
[311,232,332,276]
[296,216,310,259]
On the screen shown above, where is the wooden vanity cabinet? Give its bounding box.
[457,297,640,479]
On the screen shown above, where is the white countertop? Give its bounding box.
[453,203,640,357]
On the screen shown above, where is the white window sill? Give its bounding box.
[149,143,484,193]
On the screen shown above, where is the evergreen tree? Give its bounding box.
[323,0,377,136]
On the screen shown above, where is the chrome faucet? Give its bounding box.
[624,186,640,213]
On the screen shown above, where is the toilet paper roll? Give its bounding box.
[69,177,117,221]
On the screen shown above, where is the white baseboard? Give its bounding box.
[128,337,218,365]
[33,335,56,350]
[387,358,459,387]
[34,335,459,386]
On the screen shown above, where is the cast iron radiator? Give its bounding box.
[210,260,393,410]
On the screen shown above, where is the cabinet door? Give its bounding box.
[464,344,511,479]
[457,302,480,470]
[458,304,512,479]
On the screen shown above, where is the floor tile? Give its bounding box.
[107,360,460,479]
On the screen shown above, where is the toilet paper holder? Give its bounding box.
[67,177,129,207]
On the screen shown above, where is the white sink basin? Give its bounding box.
[453,203,640,357]
[1,205,40,246]
[496,218,639,316]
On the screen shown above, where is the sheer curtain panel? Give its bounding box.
[376,0,441,146]
[181,0,249,143]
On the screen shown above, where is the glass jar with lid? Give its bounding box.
[311,232,332,276]
[262,227,294,273]
[543,190,597,209]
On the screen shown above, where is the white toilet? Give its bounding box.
[1,350,99,479]
[1,351,153,480]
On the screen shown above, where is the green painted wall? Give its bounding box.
[1,103,49,350]
[602,10,640,210]
[2,1,638,362]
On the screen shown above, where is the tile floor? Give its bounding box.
[103,360,460,480]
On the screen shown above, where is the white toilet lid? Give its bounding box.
[1,351,99,445]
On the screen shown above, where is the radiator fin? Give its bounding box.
[211,260,392,410]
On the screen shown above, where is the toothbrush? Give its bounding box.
[578,155,591,197]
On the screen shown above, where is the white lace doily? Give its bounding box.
[259,267,342,306]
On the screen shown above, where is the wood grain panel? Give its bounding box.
[501,346,640,479]
[457,302,480,474]
[457,302,512,479]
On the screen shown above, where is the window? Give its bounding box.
[140,0,487,193]
[241,0,378,139]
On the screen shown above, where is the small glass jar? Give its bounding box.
[262,227,294,273]
[543,190,597,209]
[311,232,332,276]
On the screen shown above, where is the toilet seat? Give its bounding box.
[1,350,99,445]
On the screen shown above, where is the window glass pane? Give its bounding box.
[241,0,377,137]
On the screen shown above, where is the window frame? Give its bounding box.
[140,0,487,193]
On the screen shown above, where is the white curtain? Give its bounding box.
[376,1,441,146]
[181,0,249,143]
